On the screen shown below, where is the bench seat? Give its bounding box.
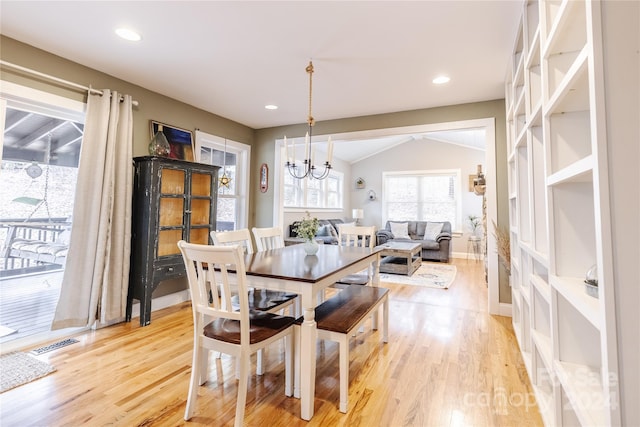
[295,284,389,413]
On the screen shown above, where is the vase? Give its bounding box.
[148,126,170,157]
[303,239,319,256]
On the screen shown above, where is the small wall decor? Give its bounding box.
[260,163,269,193]
[150,120,194,161]
[368,189,377,201]
[356,177,365,189]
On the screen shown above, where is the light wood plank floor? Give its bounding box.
[0,259,543,426]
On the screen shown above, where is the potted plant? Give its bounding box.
[294,211,320,255]
[467,215,482,237]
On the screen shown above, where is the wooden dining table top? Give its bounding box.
[243,244,379,282]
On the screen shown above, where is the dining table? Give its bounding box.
[243,243,381,421]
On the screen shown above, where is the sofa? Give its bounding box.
[376,220,452,262]
[288,218,346,245]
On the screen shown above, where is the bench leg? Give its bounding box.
[382,297,389,343]
[339,334,349,413]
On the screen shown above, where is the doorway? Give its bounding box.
[272,118,502,315]
[0,81,85,349]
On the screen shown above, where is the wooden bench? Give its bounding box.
[295,284,389,413]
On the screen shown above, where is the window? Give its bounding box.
[382,170,461,229]
[195,131,250,230]
[283,169,344,209]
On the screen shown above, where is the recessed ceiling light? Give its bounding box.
[432,76,450,85]
[115,28,142,42]
[265,105,278,110]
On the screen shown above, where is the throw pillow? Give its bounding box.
[389,222,410,239]
[316,224,330,237]
[423,222,444,240]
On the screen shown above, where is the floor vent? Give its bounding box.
[30,338,79,355]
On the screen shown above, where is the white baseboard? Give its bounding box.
[130,290,191,319]
[498,302,512,317]
[451,251,485,260]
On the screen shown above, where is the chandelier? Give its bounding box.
[284,61,334,180]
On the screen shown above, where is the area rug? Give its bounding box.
[379,263,457,289]
[0,352,56,393]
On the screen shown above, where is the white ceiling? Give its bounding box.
[0,1,522,132]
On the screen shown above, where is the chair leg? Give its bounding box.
[339,335,349,413]
[198,348,210,385]
[257,349,265,375]
[234,352,250,427]
[184,344,202,420]
[293,324,301,398]
[285,333,293,397]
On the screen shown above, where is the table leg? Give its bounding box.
[371,254,380,330]
[299,295,317,420]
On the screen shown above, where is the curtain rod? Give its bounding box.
[0,60,139,107]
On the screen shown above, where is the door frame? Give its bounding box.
[272,117,504,316]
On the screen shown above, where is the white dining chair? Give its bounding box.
[336,225,377,285]
[252,226,285,251]
[210,229,297,373]
[178,241,294,426]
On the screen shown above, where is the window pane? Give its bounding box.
[327,176,338,192]
[197,136,248,230]
[283,168,343,209]
[216,197,236,231]
[384,171,459,228]
[388,203,418,220]
[218,165,236,195]
[387,176,417,201]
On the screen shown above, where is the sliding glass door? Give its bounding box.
[0,82,85,346]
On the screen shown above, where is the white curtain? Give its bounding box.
[52,90,133,329]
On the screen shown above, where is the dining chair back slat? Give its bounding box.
[210,228,254,254]
[252,227,285,251]
[338,225,376,248]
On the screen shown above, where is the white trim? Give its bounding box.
[498,302,512,317]
[0,98,5,161]
[0,80,86,120]
[483,120,500,316]
[130,290,191,319]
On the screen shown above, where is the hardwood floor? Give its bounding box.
[0,259,543,426]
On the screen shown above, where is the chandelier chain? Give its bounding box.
[307,61,314,127]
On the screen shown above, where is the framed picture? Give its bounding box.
[150,120,194,161]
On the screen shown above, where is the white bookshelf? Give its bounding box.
[505,1,622,425]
